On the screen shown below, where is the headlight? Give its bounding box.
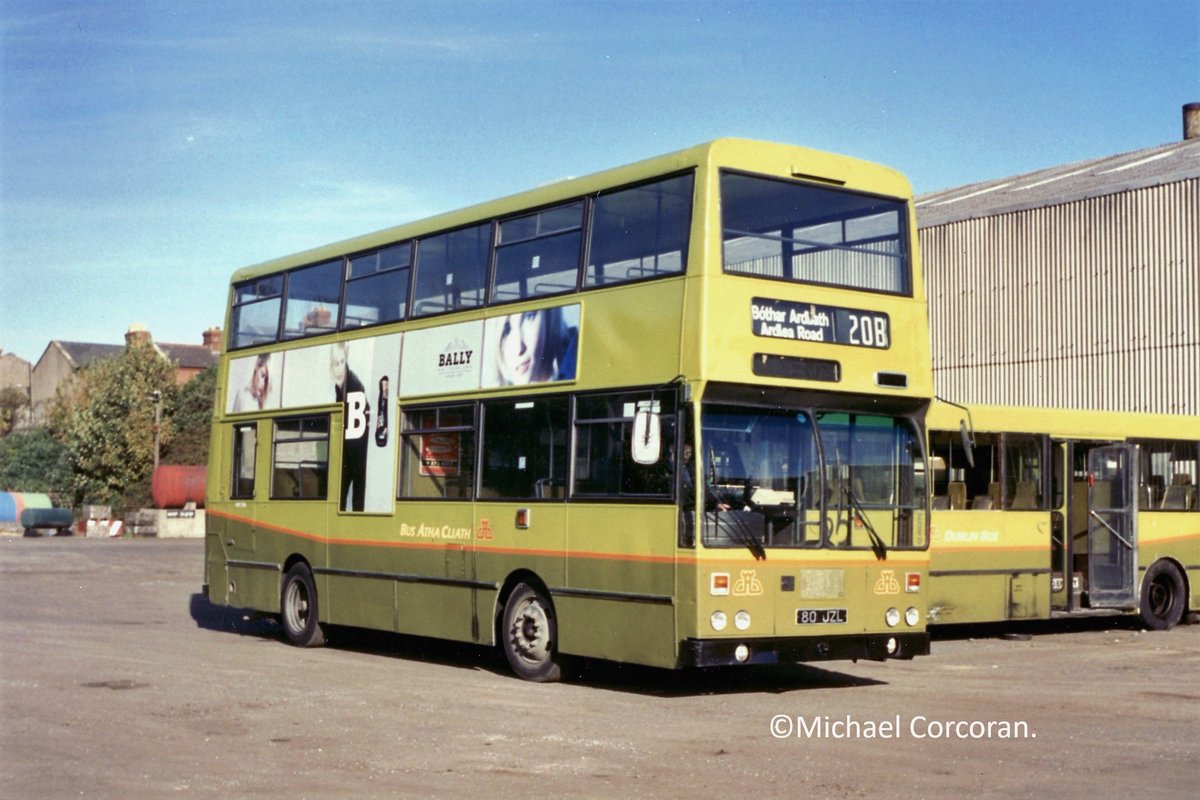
[734,611,751,631]
[885,607,901,627]
[711,610,728,631]
[905,607,920,627]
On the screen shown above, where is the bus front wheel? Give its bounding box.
[281,562,326,647]
[501,583,561,682]
[1140,560,1186,631]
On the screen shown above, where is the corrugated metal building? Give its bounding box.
[917,108,1199,416]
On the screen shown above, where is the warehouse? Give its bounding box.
[917,104,1199,415]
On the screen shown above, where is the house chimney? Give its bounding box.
[125,323,152,347]
[1185,103,1200,141]
[202,327,224,353]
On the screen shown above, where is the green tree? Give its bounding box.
[0,427,72,493]
[163,364,217,466]
[50,341,177,511]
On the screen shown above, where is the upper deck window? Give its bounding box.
[343,242,412,329]
[283,260,343,339]
[227,171,697,350]
[721,172,911,296]
[494,202,584,302]
[412,223,490,318]
[585,174,693,287]
[230,275,284,348]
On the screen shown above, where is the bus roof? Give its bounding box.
[928,400,1200,441]
[229,138,913,284]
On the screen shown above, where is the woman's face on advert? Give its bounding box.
[498,311,543,385]
[252,358,269,394]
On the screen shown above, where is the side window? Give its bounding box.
[412,223,490,317]
[343,242,411,329]
[283,260,343,339]
[494,202,583,301]
[231,423,258,499]
[480,398,569,500]
[271,416,330,499]
[930,431,1000,510]
[573,392,675,498]
[1002,434,1044,509]
[585,173,693,287]
[1135,439,1198,511]
[230,275,283,348]
[399,405,476,499]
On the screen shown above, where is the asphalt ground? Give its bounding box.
[1,536,1197,798]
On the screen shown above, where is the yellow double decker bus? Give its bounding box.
[927,402,1200,629]
[204,139,933,681]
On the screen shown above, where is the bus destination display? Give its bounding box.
[751,297,890,350]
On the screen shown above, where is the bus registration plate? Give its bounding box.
[796,608,848,625]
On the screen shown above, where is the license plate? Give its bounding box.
[796,608,847,625]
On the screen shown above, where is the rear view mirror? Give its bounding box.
[631,409,662,465]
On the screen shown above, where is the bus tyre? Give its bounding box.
[281,563,326,647]
[501,583,561,682]
[1140,560,1186,631]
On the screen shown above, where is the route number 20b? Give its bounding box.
[848,314,889,349]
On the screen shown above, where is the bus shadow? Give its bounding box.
[562,659,886,696]
[189,593,885,695]
[189,593,280,638]
[931,614,1147,642]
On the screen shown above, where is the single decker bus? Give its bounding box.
[927,401,1200,629]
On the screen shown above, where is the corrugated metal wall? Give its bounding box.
[921,178,1199,415]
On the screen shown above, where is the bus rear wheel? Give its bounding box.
[501,583,561,682]
[281,563,326,647]
[1140,560,1186,631]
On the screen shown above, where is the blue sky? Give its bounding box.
[2,0,1197,364]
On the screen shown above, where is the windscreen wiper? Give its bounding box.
[841,483,888,561]
[712,507,766,561]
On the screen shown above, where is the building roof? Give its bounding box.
[158,343,217,370]
[915,137,1200,228]
[45,341,124,370]
[37,340,216,373]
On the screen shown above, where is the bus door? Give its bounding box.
[1086,445,1138,608]
[1049,441,1070,611]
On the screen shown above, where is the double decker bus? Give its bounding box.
[204,139,933,681]
[927,402,1200,629]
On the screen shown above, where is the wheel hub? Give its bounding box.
[511,602,550,662]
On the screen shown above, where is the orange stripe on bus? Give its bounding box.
[207,507,927,569]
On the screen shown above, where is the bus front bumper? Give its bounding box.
[678,632,929,668]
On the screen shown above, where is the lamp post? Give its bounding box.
[147,390,162,471]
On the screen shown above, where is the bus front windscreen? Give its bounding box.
[698,406,927,554]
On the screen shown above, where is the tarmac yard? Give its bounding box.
[1,537,1197,798]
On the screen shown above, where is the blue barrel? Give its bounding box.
[0,493,16,523]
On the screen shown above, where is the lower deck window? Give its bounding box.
[573,392,676,498]
[930,432,1046,511]
[480,398,569,500]
[399,405,476,499]
[271,416,330,499]
[231,423,257,499]
[1135,439,1198,510]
